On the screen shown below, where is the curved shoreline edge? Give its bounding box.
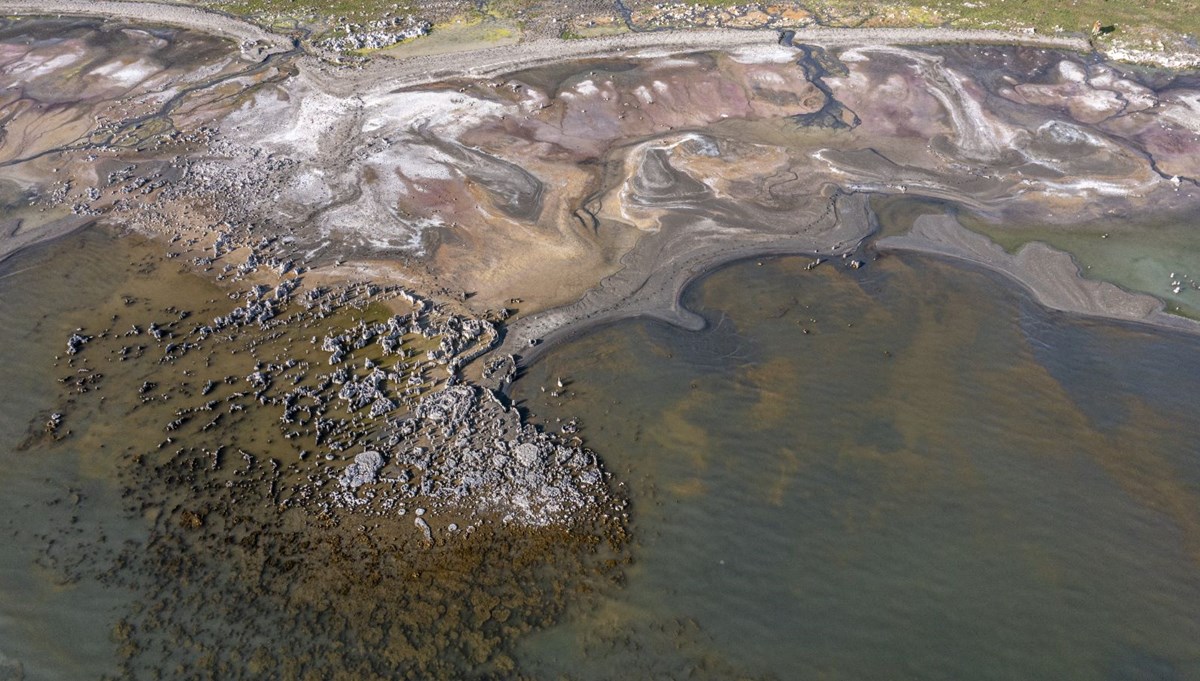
[0,4,1193,373]
[490,191,877,373]
[876,216,1200,335]
[491,217,1200,386]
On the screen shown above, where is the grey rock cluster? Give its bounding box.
[62,275,612,538]
[317,16,432,52]
[340,450,385,489]
[65,331,91,355]
[331,383,610,528]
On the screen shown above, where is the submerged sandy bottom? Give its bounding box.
[513,254,1200,679]
[0,229,623,680]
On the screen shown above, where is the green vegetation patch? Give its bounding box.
[379,15,523,58]
[798,0,1200,48]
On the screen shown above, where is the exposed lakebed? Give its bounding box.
[2,207,1199,680]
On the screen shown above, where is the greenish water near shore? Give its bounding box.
[513,254,1200,679]
[872,195,1200,320]
[960,209,1200,320]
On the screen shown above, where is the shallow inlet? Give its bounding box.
[959,210,1200,321]
[513,254,1200,680]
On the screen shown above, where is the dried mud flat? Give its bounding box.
[1,5,1199,678]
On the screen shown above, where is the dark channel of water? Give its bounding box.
[512,254,1200,680]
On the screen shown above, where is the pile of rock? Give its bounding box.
[317,15,431,52]
[333,383,613,530]
[62,274,613,540]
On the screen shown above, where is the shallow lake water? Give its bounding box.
[0,230,148,679]
[0,229,617,680]
[513,254,1200,680]
[2,230,1200,679]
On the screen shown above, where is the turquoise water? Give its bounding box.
[513,255,1200,680]
[960,212,1200,321]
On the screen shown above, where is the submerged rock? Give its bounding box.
[31,259,627,680]
[65,332,91,355]
[414,516,433,542]
[0,651,24,681]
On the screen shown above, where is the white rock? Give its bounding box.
[339,450,385,489]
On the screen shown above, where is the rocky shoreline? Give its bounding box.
[48,271,623,536]
[21,230,627,678]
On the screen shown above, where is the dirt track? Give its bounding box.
[1,0,1091,88]
[316,26,1090,96]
